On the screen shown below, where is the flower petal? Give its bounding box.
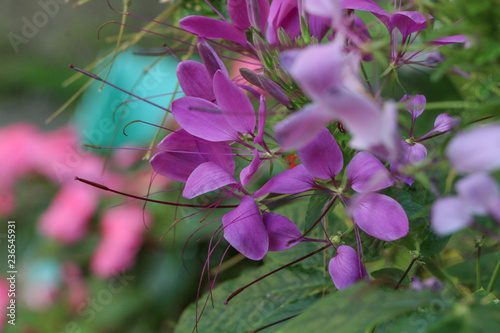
[183,162,237,199]
[390,141,427,186]
[253,164,316,197]
[351,193,409,241]
[347,152,395,192]
[240,149,263,186]
[420,113,460,139]
[431,196,472,235]
[213,70,256,135]
[329,245,367,290]
[195,140,235,176]
[430,35,467,46]
[456,172,499,216]
[150,129,205,183]
[179,16,248,45]
[297,127,343,179]
[390,11,433,40]
[227,0,250,31]
[446,124,500,173]
[171,96,237,142]
[275,103,336,151]
[176,60,215,101]
[399,94,426,122]
[263,212,302,251]
[222,196,269,260]
[198,40,229,78]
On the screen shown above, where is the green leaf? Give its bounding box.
[275,282,437,333]
[175,258,330,333]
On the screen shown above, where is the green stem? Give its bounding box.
[487,259,500,293]
[476,245,482,290]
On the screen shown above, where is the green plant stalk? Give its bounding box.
[476,245,482,290]
[487,259,500,293]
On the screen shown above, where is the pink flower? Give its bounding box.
[91,205,151,278]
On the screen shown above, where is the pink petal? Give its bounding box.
[176,60,215,101]
[213,70,256,135]
[222,196,269,260]
[263,212,302,251]
[38,185,97,243]
[183,162,238,199]
[179,16,248,45]
[341,0,392,29]
[266,0,301,45]
[297,127,343,179]
[347,152,395,192]
[253,164,316,197]
[329,245,367,290]
[351,193,409,241]
[431,196,472,235]
[275,103,336,151]
[91,206,150,278]
[446,124,500,173]
[171,97,238,142]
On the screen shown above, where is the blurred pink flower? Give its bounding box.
[91,205,151,278]
[62,262,88,312]
[38,184,98,243]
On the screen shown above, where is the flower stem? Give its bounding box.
[487,259,500,293]
[394,258,417,290]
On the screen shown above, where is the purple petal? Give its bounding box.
[275,103,336,151]
[150,130,205,183]
[227,0,250,31]
[179,16,248,45]
[341,0,392,29]
[391,11,433,40]
[430,35,467,46]
[399,94,426,122]
[183,162,237,199]
[297,127,343,180]
[456,172,499,216]
[171,97,238,142]
[431,196,472,235]
[222,195,269,260]
[306,0,341,22]
[288,40,344,100]
[446,124,500,173]
[254,95,267,145]
[257,75,291,106]
[176,60,215,101]
[198,40,229,78]
[390,141,427,186]
[266,0,301,45]
[253,164,316,197]
[329,245,367,290]
[351,193,409,241]
[256,0,270,33]
[195,140,235,176]
[347,152,395,192]
[263,212,302,251]
[213,71,256,135]
[240,149,263,186]
[246,0,271,32]
[420,113,460,138]
[309,14,333,41]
